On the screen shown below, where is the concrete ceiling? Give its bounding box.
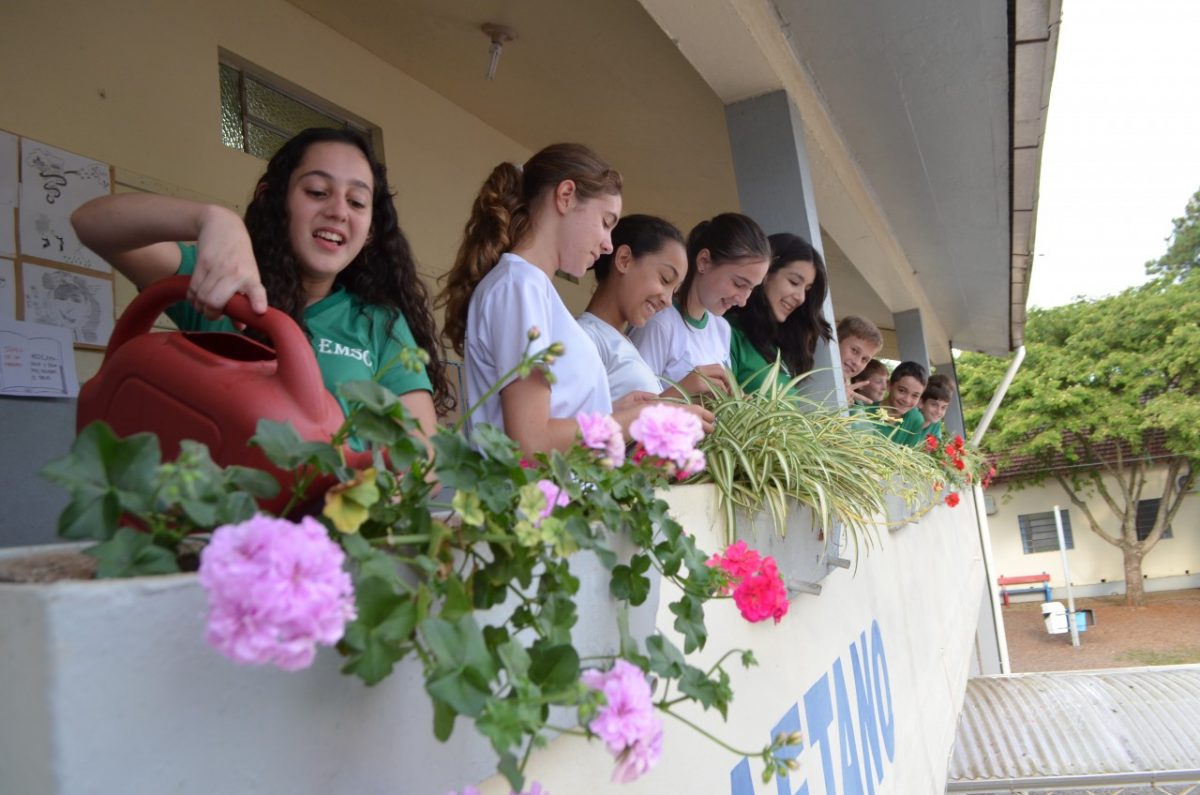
[284,0,742,230]
[287,0,1057,356]
[637,0,1058,356]
[772,0,1011,354]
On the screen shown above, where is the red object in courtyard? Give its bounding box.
[76,275,347,515]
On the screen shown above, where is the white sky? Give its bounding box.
[1026,0,1200,309]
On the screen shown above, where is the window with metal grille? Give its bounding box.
[1018,509,1073,554]
[1135,498,1173,541]
[218,57,371,161]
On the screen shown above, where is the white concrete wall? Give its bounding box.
[989,466,1200,596]
[487,484,989,794]
[0,487,991,795]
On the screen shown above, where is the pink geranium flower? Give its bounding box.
[706,541,789,623]
[536,479,570,521]
[198,515,356,671]
[731,557,789,624]
[577,411,626,466]
[581,659,663,782]
[628,404,706,473]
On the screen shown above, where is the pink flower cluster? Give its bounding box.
[706,541,789,624]
[577,411,626,466]
[536,479,570,521]
[628,404,706,477]
[198,515,356,671]
[581,659,664,782]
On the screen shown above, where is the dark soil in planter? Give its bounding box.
[0,550,98,583]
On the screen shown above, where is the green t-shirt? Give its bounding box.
[728,322,792,394]
[863,405,926,447]
[167,244,432,418]
[924,418,944,442]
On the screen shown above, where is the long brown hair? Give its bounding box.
[243,127,453,413]
[438,143,623,356]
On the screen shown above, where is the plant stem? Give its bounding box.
[660,707,760,757]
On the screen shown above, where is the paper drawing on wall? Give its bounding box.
[0,317,80,398]
[0,208,13,258]
[0,258,15,320]
[21,262,114,346]
[18,139,111,272]
[0,130,17,209]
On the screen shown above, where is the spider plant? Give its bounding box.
[690,359,942,556]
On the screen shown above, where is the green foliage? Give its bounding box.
[41,424,276,575]
[45,342,802,790]
[958,271,1200,474]
[1146,186,1200,279]
[693,358,942,549]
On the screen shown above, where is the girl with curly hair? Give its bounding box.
[72,127,451,434]
[724,232,832,393]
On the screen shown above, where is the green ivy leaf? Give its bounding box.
[645,634,686,679]
[678,664,732,718]
[41,422,160,541]
[669,594,708,654]
[340,577,418,685]
[609,561,651,606]
[250,420,341,471]
[496,639,531,679]
[469,424,521,468]
[339,380,400,413]
[84,527,179,578]
[432,698,456,742]
[528,643,579,690]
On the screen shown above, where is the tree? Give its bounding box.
[1146,186,1200,279]
[958,272,1200,606]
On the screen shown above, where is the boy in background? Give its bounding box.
[836,316,884,404]
[856,359,889,405]
[876,360,927,446]
[918,373,954,441]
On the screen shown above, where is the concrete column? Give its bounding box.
[725,90,846,408]
[893,308,930,373]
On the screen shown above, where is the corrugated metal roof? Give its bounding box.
[947,666,1200,791]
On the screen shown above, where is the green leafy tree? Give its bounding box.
[1146,186,1200,279]
[958,273,1200,606]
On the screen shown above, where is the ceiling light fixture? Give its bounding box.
[482,23,517,81]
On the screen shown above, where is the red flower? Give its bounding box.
[925,435,940,452]
[945,445,957,458]
[945,492,960,507]
[954,459,966,471]
[953,435,965,451]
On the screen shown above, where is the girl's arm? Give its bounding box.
[71,193,267,319]
[500,371,590,455]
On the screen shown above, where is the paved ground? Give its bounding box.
[1002,588,1200,673]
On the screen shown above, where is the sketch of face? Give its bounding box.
[49,285,87,326]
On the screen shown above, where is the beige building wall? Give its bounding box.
[988,465,1200,593]
[0,0,534,381]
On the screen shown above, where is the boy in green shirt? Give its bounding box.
[917,373,954,442]
[874,360,927,446]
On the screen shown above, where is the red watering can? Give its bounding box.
[77,275,353,515]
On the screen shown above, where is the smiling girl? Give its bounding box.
[725,232,832,393]
[71,127,450,435]
[629,213,771,395]
[439,143,660,455]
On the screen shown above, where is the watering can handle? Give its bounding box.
[104,275,330,419]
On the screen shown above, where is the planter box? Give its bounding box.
[0,540,659,795]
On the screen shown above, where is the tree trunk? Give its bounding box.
[1122,546,1146,607]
